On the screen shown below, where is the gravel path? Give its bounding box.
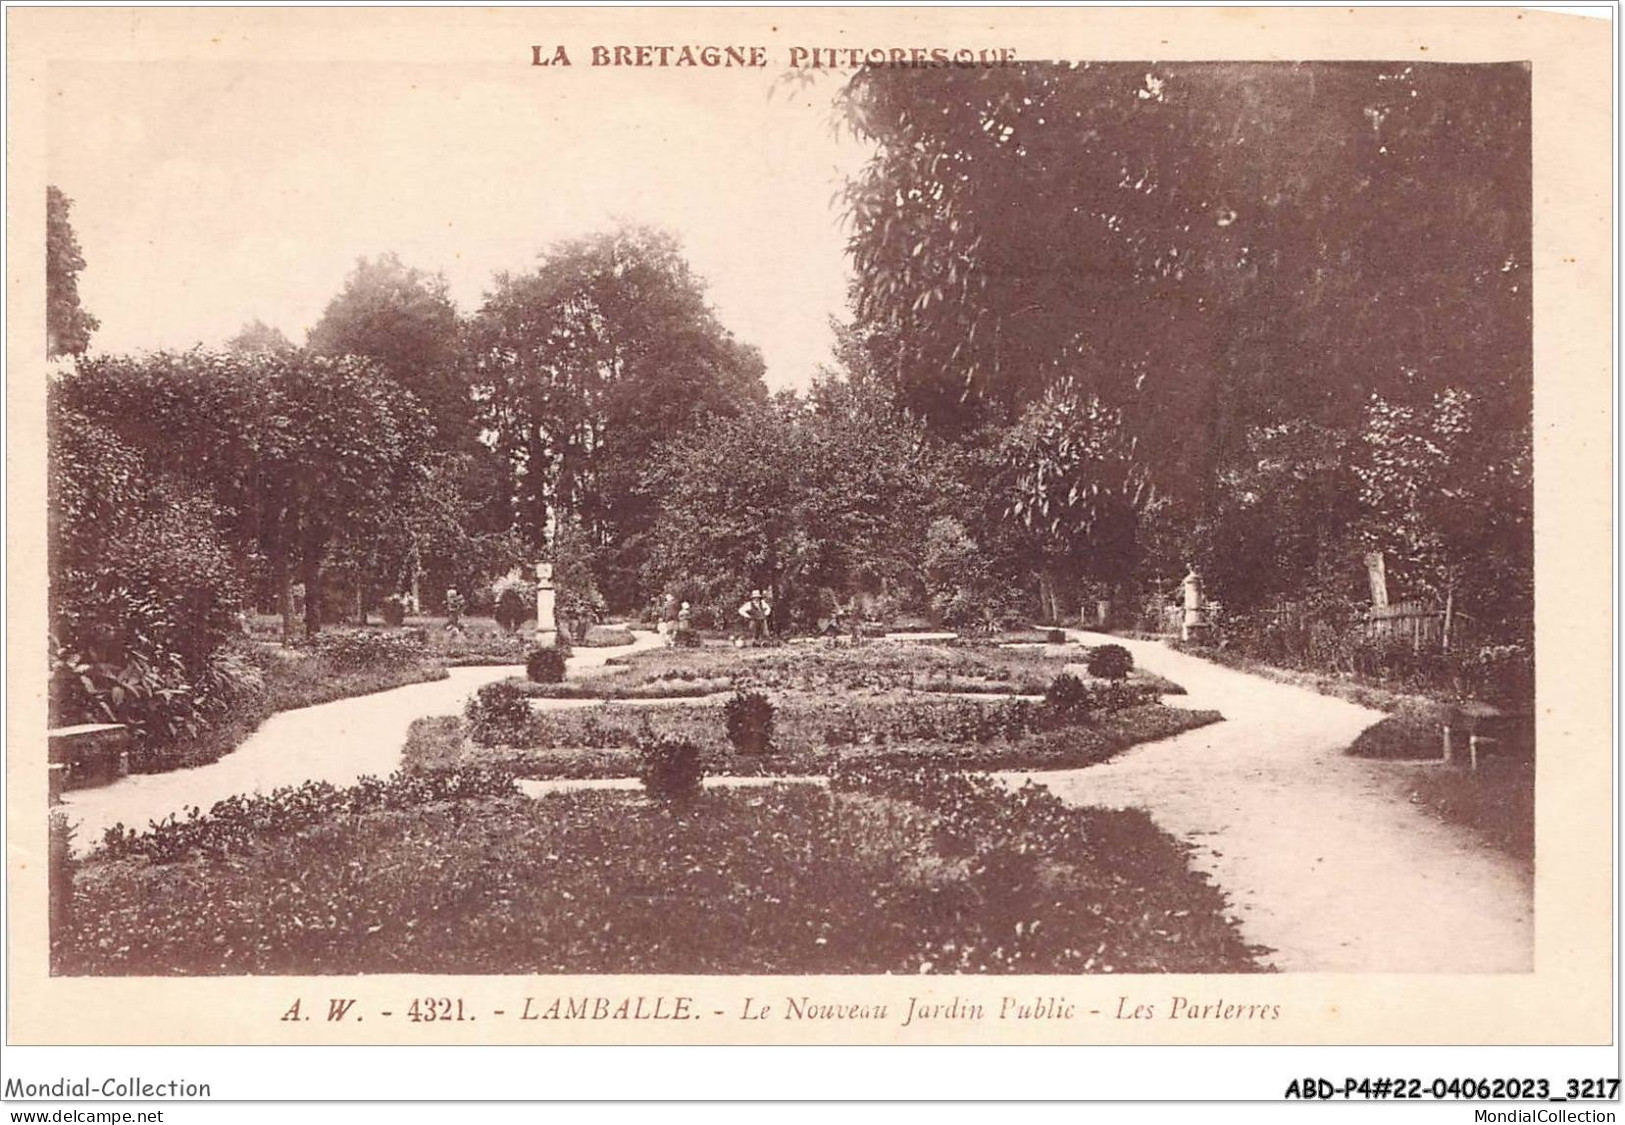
[1003,631,1533,972]
[60,631,663,854]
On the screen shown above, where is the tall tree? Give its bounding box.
[640,396,810,623]
[308,253,470,444]
[227,319,295,355]
[1352,383,1531,643]
[837,62,1530,498]
[46,186,99,358]
[643,379,960,629]
[1002,377,1152,619]
[837,62,1531,628]
[469,226,766,605]
[58,349,427,638]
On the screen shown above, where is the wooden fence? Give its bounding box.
[1365,599,1460,650]
[1142,594,1465,652]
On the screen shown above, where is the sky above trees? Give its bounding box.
[46,61,868,390]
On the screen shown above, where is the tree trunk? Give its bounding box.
[302,521,323,638]
[268,503,296,645]
[276,551,295,645]
[1441,585,1455,653]
[1037,570,1057,625]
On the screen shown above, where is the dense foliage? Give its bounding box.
[640,375,961,630]
[95,766,520,865]
[47,59,1536,784]
[1086,644,1134,681]
[525,646,567,684]
[465,681,535,748]
[723,689,776,755]
[636,734,706,801]
[308,628,429,673]
[48,407,250,740]
[47,186,98,357]
[837,61,1532,680]
[54,348,427,640]
[308,253,471,445]
[468,227,768,606]
[57,766,1260,975]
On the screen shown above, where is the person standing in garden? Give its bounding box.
[738,589,773,643]
[659,593,681,644]
[445,587,465,632]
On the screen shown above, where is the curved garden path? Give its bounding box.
[60,630,663,854]
[1009,630,1533,973]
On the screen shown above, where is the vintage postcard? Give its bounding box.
[4,3,1613,1065]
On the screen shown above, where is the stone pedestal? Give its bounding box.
[534,562,559,647]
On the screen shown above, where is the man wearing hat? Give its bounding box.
[738,589,773,644]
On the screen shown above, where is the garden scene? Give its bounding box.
[45,61,1532,976]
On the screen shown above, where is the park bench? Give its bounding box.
[48,722,129,797]
[1440,702,1533,771]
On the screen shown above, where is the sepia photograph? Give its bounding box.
[4,3,1613,1077]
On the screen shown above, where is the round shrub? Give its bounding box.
[724,689,775,755]
[1044,672,1093,719]
[495,587,530,634]
[638,734,704,801]
[380,596,407,628]
[526,646,568,684]
[1086,644,1134,680]
[465,681,533,747]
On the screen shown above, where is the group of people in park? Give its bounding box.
[657,588,779,646]
[657,594,694,645]
[652,575,1205,645]
[437,570,1203,648]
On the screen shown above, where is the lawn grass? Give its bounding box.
[246,612,539,666]
[56,773,1264,975]
[560,638,1175,699]
[404,702,1220,780]
[1169,639,1449,714]
[128,649,447,774]
[602,641,1064,693]
[1348,706,1534,864]
[513,676,733,700]
[1397,757,1535,863]
[579,624,637,647]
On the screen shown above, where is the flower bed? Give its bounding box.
[473,681,1161,752]
[602,642,1064,695]
[95,766,519,864]
[55,765,1262,975]
[514,677,732,701]
[406,702,1219,780]
[579,624,637,647]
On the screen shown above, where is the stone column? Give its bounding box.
[534,562,558,647]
